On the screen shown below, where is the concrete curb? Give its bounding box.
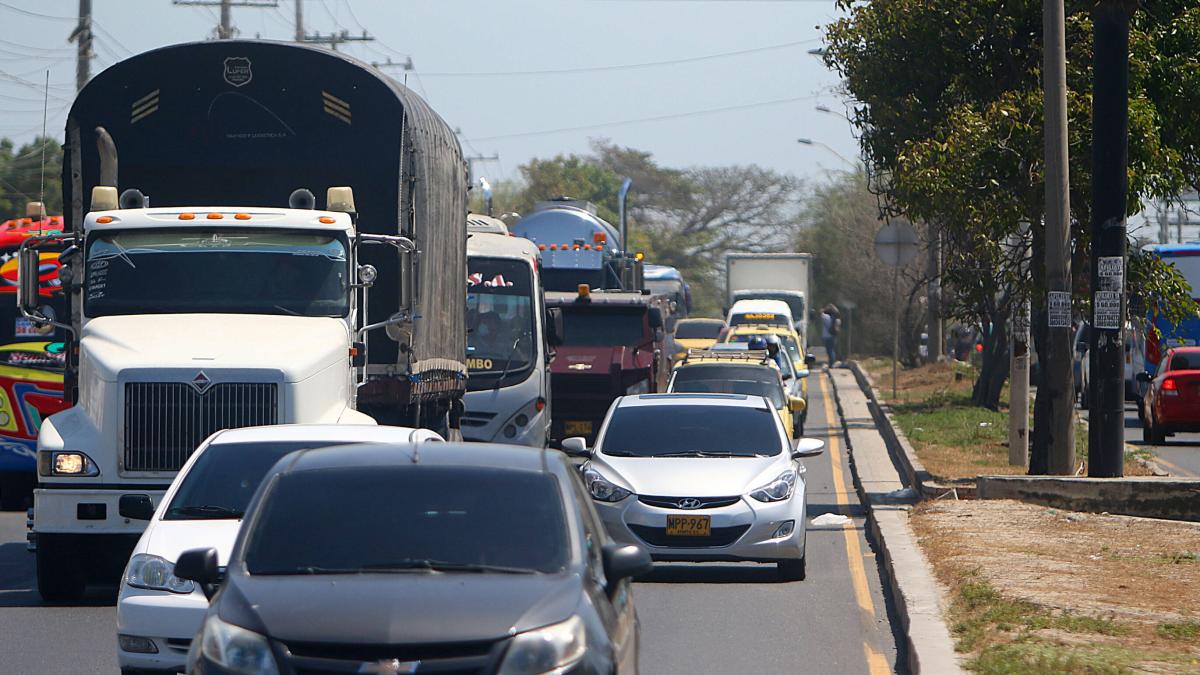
[847,362,974,499]
[827,367,965,675]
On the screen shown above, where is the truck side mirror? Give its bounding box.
[546,308,564,346]
[647,307,664,330]
[17,246,42,314]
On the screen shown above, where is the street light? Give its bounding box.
[807,47,827,57]
[796,137,856,170]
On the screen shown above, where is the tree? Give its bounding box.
[0,137,63,219]
[825,1,1200,417]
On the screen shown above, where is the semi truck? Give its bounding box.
[726,252,814,342]
[17,40,467,600]
[462,214,556,446]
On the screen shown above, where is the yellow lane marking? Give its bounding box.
[814,374,891,674]
[1125,442,1198,477]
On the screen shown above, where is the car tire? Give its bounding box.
[36,534,86,603]
[1142,416,1154,444]
[777,557,806,581]
[1136,400,1146,425]
[1148,416,1167,445]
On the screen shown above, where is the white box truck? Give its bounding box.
[725,253,814,342]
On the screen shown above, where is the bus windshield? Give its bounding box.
[85,229,350,318]
[466,258,536,391]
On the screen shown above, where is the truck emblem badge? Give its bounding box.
[223,57,252,87]
[677,498,702,509]
[190,371,213,393]
[357,659,420,674]
[568,363,591,370]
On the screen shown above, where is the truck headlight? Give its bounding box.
[582,466,631,502]
[125,554,195,594]
[498,615,587,675]
[749,470,797,503]
[199,614,279,675]
[40,451,100,477]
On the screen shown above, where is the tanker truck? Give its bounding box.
[17,40,468,601]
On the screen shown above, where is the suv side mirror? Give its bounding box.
[174,547,221,599]
[602,543,652,584]
[118,494,155,521]
[792,438,825,458]
[805,353,817,367]
[17,246,42,314]
[788,396,807,413]
[1135,372,1152,383]
[561,436,589,457]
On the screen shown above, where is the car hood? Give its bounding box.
[142,519,243,566]
[591,455,785,496]
[218,571,582,644]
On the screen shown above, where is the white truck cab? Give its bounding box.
[20,186,383,601]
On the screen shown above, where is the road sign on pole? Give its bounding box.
[875,222,920,400]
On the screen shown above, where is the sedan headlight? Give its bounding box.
[198,614,279,675]
[125,554,194,594]
[582,466,632,502]
[498,615,587,675]
[749,470,797,503]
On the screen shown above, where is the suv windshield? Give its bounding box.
[164,440,356,520]
[675,321,724,340]
[669,364,786,408]
[85,229,349,318]
[561,308,646,346]
[244,467,569,575]
[600,404,782,457]
[466,257,536,391]
[729,312,790,329]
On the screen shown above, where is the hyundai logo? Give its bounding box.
[357,659,420,674]
[677,498,703,510]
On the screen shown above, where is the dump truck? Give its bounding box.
[17,40,467,600]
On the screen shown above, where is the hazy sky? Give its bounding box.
[0,0,857,184]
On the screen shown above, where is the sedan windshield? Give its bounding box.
[670,364,786,408]
[164,440,357,520]
[85,229,349,317]
[600,404,783,457]
[244,467,569,575]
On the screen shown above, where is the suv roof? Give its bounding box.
[617,392,771,409]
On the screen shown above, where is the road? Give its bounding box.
[0,373,902,675]
[1121,404,1200,477]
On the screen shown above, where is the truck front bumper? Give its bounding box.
[33,487,165,535]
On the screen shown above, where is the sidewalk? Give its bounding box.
[826,367,964,675]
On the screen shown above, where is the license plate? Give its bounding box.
[564,420,592,436]
[666,515,711,537]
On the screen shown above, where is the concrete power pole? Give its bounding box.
[926,222,942,363]
[1038,0,1076,475]
[1010,226,1032,467]
[294,0,303,42]
[1087,0,1134,478]
[70,0,93,92]
[173,0,278,39]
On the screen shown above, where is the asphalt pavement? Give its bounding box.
[1120,404,1200,477]
[0,376,903,674]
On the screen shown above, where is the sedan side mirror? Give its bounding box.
[1135,372,1152,384]
[561,436,590,457]
[118,494,155,521]
[174,547,221,599]
[805,353,816,367]
[788,396,807,413]
[602,543,652,584]
[794,368,810,379]
[792,438,825,458]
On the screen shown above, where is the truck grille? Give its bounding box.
[123,382,278,471]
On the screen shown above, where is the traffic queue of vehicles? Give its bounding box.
[7,37,829,675]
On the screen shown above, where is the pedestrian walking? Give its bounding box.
[821,304,841,366]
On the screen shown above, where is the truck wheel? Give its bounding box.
[36,534,86,603]
[777,557,806,581]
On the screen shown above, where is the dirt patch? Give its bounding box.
[912,500,1200,672]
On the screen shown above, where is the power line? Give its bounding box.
[0,2,74,21]
[415,37,821,77]
[466,94,820,143]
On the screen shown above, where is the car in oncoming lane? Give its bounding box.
[115,424,443,674]
[562,393,823,581]
[175,442,652,675]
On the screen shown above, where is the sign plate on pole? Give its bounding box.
[1047,291,1071,328]
[1093,290,1121,329]
[1097,255,1123,291]
[874,222,920,268]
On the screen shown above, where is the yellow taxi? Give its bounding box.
[723,325,815,434]
[670,318,727,361]
[666,348,806,438]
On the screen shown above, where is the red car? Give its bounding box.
[1139,347,1200,444]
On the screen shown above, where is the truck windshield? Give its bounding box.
[85,229,349,318]
[561,308,646,346]
[466,258,536,390]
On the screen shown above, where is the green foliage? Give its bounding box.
[0,137,63,219]
[1156,621,1200,640]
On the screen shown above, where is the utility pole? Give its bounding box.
[300,29,373,51]
[926,222,942,364]
[294,0,303,42]
[69,0,93,92]
[1088,0,1134,478]
[1010,226,1032,467]
[172,0,278,40]
[1037,0,1076,475]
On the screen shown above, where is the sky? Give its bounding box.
[0,0,858,186]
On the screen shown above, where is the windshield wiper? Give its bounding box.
[602,450,642,457]
[166,505,244,519]
[655,451,759,458]
[362,559,535,574]
[494,334,526,390]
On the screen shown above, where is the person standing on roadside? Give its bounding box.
[821,304,841,366]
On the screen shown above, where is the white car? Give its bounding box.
[115,424,443,674]
[562,393,823,581]
[725,298,795,333]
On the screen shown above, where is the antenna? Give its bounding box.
[38,70,49,216]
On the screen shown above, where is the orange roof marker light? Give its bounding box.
[178,213,196,221]
[583,244,592,250]
[318,216,336,224]
[593,232,606,245]
[577,284,591,298]
[96,216,114,224]
[538,244,546,251]
[634,251,645,262]
[549,244,558,250]
[234,213,251,221]
[206,213,223,220]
